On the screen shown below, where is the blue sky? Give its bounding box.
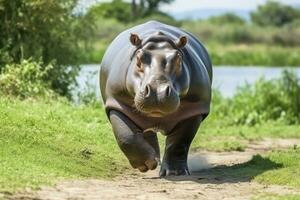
[80,0,300,12]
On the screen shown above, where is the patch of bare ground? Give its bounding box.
[6,138,300,200]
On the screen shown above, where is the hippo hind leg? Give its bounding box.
[160,115,203,177]
[109,110,159,172]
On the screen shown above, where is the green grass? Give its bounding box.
[0,97,127,192]
[192,118,300,152]
[253,194,300,200]
[255,148,300,188]
[205,148,300,189]
[0,97,299,192]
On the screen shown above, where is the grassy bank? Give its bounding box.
[1,96,300,192]
[193,121,300,152]
[0,98,127,192]
[212,148,300,188]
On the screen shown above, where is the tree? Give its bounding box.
[251,1,300,27]
[0,0,85,97]
[87,0,132,23]
[208,13,245,25]
[139,0,175,16]
[87,0,175,23]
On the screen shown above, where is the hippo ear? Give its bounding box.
[176,35,188,49]
[130,33,142,47]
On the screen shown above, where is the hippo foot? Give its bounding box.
[129,156,159,172]
[159,160,190,177]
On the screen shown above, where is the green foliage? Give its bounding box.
[86,0,176,24]
[0,0,79,64]
[208,13,245,25]
[0,59,55,99]
[211,70,300,126]
[87,0,132,24]
[0,0,87,96]
[208,44,300,66]
[81,1,300,65]
[251,1,300,27]
[182,20,300,46]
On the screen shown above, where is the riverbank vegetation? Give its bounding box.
[1,0,299,98]
[79,0,300,66]
[0,0,300,195]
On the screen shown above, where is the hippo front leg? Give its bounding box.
[160,115,203,177]
[109,110,159,172]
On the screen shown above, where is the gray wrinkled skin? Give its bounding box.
[100,21,212,176]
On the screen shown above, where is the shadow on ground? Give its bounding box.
[163,154,283,184]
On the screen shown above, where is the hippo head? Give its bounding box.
[127,32,190,117]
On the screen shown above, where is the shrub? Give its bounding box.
[0,0,88,97]
[0,59,56,99]
[227,70,300,125]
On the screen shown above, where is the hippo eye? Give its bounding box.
[141,52,151,65]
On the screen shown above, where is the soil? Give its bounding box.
[5,138,300,200]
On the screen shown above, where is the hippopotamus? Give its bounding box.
[99,21,212,176]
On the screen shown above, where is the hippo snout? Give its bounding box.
[143,83,171,99]
[135,83,180,117]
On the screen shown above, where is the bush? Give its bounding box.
[0,59,56,99]
[0,0,88,97]
[222,70,300,125]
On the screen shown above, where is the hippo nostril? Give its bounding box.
[165,85,171,97]
[145,84,151,98]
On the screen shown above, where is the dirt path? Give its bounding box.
[8,138,300,200]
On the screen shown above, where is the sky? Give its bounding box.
[161,0,300,12]
[79,0,300,13]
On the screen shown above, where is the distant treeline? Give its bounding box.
[79,0,300,66]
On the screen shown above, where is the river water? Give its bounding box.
[75,64,300,100]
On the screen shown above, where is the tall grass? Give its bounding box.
[182,20,300,46]
[208,44,300,66]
